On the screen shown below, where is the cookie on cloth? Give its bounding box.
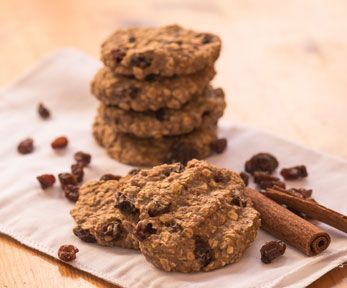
[91,66,215,111]
[99,87,225,138]
[114,160,261,272]
[70,180,139,249]
[101,24,221,79]
[92,115,217,166]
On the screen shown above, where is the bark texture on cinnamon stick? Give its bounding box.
[244,188,330,256]
[264,188,347,233]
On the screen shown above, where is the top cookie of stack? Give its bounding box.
[91,25,226,166]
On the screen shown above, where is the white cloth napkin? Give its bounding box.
[0,49,346,288]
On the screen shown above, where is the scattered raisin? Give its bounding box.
[17,138,34,154]
[58,245,79,262]
[63,184,79,202]
[260,240,286,264]
[116,193,139,215]
[239,172,249,186]
[154,108,166,121]
[128,36,136,42]
[253,171,284,190]
[169,143,199,165]
[245,153,279,174]
[286,188,313,199]
[130,54,151,68]
[194,236,212,267]
[58,173,77,187]
[71,163,84,183]
[128,168,141,175]
[73,227,97,243]
[135,221,156,241]
[74,151,91,167]
[280,165,308,180]
[38,103,50,119]
[210,138,227,154]
[36,174,56,189]
[97,220,124,242]
[111,48,126,63]
[100,174,122,181]
[51,136,68,150]
[148,202,171,217]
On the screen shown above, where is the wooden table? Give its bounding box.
[0,0,346,287]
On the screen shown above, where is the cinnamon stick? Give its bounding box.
[244,188,330,256]
[264,188,347,233]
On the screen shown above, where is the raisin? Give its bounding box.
[100,174,122,181]
[128,86,140,98]
[73,227,97,243]
[58,244,79,262]
[58,173,77,187]
[286,188,313,199]
[169,143,199,165]
[231,196,247,207]
[194,236,212,267]
[148,202,171,217]
[36,174,56,189]
[17,138,34,154]
[258,179,286,190]
[38,103,50,119]
[239,172,249,186]
[116,193,139,215]
[253,171,282,190]
[214,171,230,183]
[130,54,151,68]
[260,240,286,264]
[51,136,68,149]
[128,168,141,175]
[97,220,124,242]
[71,163,84,183]
[111,48,126,63]
[74,151,91,167]
[135,221,156,241]
[145,74,157,81]
[63,184,79,202]
[280,165,308,180]
[201,33,213,44]
[210,138,227,154]
[245,153,279,174]
[154,108,166,121]
[128,36,136,42]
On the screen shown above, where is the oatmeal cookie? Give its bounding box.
[91,66,215,111]
[115,160,260,272]
[70,180,139,249]
[99,87,225,138]
[101,24,221,79]
[93,115,217,166]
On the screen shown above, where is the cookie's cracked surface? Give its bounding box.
[93,115,217,166]
[70,180,139,249]
[91,66,215,111]
[99,87,225,138]
[101,24,221,79]
[115,160,261,272]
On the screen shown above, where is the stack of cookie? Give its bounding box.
[91,25,226,166]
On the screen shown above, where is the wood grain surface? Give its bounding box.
[0,0,346,287]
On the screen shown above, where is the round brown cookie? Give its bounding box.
[70,180,139,249]
[91,66,216,111]
[99,87,225,138]
[93,115,217,166]
[101,24,221,79]
[114,160,260,272]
